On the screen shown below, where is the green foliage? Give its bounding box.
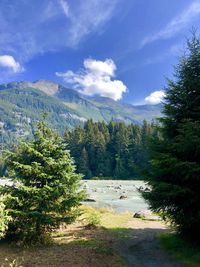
[142,33,200,239]
[0,157,6,177]
[160,233,200,267]
[0,197,11,239]
[83,212,101,228]
[0,121,85,242]
[81,206,101,227]
[64,120,154,179]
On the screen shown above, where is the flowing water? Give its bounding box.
[82,180,149,213]
[0,178,149,213]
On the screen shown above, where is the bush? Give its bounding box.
[84,212,101,228]
[81,206,101,228]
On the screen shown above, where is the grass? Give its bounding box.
[160,233,200,267]
[2,205,197,267]
[93,209,132,228]
[0,206,131,267]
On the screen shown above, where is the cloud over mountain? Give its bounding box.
[56,58,127,101]
[145,90,165,104]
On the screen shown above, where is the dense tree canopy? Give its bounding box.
[64,120,154,179]
[142,34,200,239]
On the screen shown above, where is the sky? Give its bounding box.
[0,0,200,105]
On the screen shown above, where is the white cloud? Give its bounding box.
[0,55,24,73]
[145,90,165,105]
[67,0,118,47]
[84,58,116,76]
[0,0,118,62]
[56,58,127,101]
[59,0,69,17]
[141,1,200,47]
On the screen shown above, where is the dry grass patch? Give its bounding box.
[0,206,131,267]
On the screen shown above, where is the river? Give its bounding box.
[82,180,149,213]
[0,178,149,213]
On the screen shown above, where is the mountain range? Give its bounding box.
[0,80,162,145]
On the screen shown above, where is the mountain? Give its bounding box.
[0,80,162,145]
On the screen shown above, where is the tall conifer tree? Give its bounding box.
[142,33,200,238]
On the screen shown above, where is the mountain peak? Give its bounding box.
[20,80,59,96]
[0,80,59,96]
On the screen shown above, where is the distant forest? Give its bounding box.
[0,119,157,179]
[64,120,158,179]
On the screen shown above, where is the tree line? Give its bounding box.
[64,120,157,179]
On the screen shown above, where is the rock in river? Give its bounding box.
[119,195,127,199]
[83,198,96,202]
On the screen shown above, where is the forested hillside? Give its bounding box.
[65,120,156,179]
[0,87,83,146]
[0,80,162,147]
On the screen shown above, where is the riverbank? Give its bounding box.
[0,206,194,267]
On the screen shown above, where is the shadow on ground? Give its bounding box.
[0,222,185,267]
[114,227,185,267]
[0,224,125,267]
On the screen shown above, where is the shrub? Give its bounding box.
[84,212,101,228]
[81,206,101,228]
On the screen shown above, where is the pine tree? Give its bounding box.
[0,157,6,177]
[142,33,200,239]
[113,123,131,178]
[79,147,92,178]
[64,120,152,180]
[0,121,84,242]
[127,124,143,176]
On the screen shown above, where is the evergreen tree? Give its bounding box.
[0,121,84,242]
[113,123,130,178]
[65,120,152,180]
[0,157,6,177]
[127,124,143,177]
[142,33,200,239]
[79,147,92,178]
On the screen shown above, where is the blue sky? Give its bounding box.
[0,0,200,104]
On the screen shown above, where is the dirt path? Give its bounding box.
[116,219,185,267]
